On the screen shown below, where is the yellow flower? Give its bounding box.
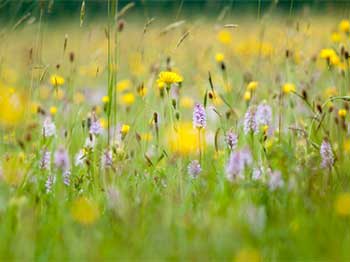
[247,81,258,91]
[324,87,337,98]
[339,19,350,33]
[319,48,337,59]
[180,96,194,108]
[71,197,99,225]
[121,124,130,134]
[215,53,225,63]
[343,139,350,153]
[141,132,152,142]
[338,109,347,118]
[244,91,251,101]
[120,93,135,106]
[0,87,25,127]
[138,86,148,97]
[116,79,131,92]
[50,74,65,86]
[167,122,205,155]
[335,193,350,217]
[331,32,341,43]
[100,118,107,129]
[157,71,183,87]
[102,96,110,104]
[50,106,57,116]
[235,248,261,262]
[2,154,25,186]
[217,30,232,44]
[282,83,296,94]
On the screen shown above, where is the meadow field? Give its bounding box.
[1,1,350,260]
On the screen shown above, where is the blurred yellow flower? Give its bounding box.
[335,193,350,217]
[338,109,347,118]
[244,91,251,101]
[71,197,99,225]
[50,74,65,86]
[331,32,341,43]
[167,122,204,155]
[324,87,337,98]
[100,118,107,129]
[50,106,57,116]
[247,81,258,91]
[215,53,225,62]
[180,96,194,108]
[2,154,25,186]
[102,95,110,104]
[339,19,350,33]
[120,93,135,106]
[121,124,130,134]
[343,139,350,153]
[282,83,296,94]
[0,87,25,127]
[217,30,232,44]
[157,71,183,87]
[116,79,131,92]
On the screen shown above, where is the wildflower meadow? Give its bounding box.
[1,0,350,260]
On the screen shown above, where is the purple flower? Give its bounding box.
[54,147,70,171]
[255,102,272,127]
[39,149,51,170]
[63,170,71,186]
[226,131,238,151]
[187,160,201,178]
[320,139,334,168]
[243,107,257,134]
[193,103,206,129]
[101,149,113,168]
[267,170,284,191]
[42,117,56,137]
[45,175,56,194]
[226,148,252,181]
[90,118,102,135]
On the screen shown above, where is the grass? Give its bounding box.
[1,2,350,260]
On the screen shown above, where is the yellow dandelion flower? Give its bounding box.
[339,19,350,33]
[116,79,131,92]
[50,106,57,116]
[71,197,99,225]
[335,193,350,217]
[50,74,65,86]
[157,71,183,87]
[338,109,347,118]
[102,95,110,104]
[319,48,337,59]
[247,81,258,91]
[0,87,25,127]
[215,53,225,63]
[180,96,194,108]
[217,30,232,44]
[121,124,130,134]
[167,122,205,155]
[331,32,341,43]
[120,93,135,106]
[244,91,251,101]
[282,83,296,94]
